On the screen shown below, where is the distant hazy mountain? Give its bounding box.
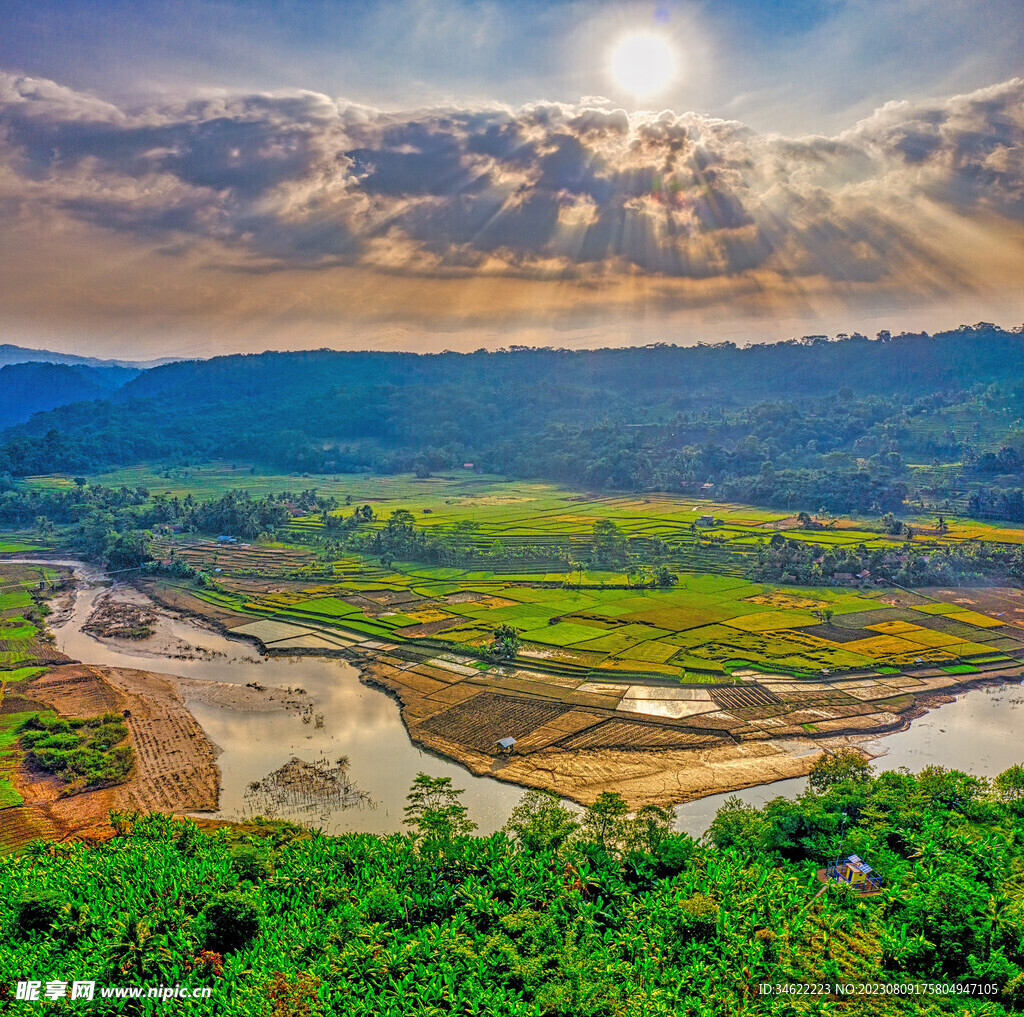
[0,343,173,371]
[0,361,139,428]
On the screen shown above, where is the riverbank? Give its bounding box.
[5,662,218,845]
[5,556,1024,836]
[130,570,1024,809]
[130,574,837,806]
[131,569,1024,809]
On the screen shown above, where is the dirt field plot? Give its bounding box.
[709,685,783,709]
[832,608,925,628]
[795,622,875,643]
[866,620,927,634]
[417,693,568,752]
[556,719,725,751]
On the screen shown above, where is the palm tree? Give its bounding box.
[106,916,172,980]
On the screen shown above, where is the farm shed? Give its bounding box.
[825,854,885,893]
[496,736,517,754]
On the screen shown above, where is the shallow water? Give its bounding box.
[675,680,1024,836]
[21,561,527,835]
[11,559,1024,837]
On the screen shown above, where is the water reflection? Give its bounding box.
[42,563,526,834]
[12,560,1024,839]
[676,683,1024,837]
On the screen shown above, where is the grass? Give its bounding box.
[0,540,43,554]
[0,667,44,685]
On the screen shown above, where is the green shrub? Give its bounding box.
[230,846,273,882]
[14,891,65,934]
[19,713,134,788]
[362,884,403,925]
[677,893,718,939]
[654,834,698,877]
[202,892,263,953]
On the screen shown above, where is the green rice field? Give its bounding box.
[18,468,1024,680]
[0,564,60,671]
[141,475,1024,681]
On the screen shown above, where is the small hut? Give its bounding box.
[824,854,885,893]
[496,736,517,755]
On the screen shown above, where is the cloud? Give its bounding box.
[0,70,1022,347]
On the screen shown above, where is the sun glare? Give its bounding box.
[609,32,676,98]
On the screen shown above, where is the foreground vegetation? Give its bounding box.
[2,758,1024,1014]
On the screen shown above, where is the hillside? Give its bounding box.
[0,343,162,371]
[0,362,137,428]
[1,324,1023,519]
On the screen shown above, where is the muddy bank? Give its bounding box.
[134,571,1019,810]
[408,721,828,809]
[10,558,1024,830]
[7,660,321,846]
[19,664,219,828]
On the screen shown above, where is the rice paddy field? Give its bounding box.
[131,472,1024,684]
[0,563,65,671]
[6,472,1024,799]
[0,563,65,810]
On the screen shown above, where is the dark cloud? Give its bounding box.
[1,71,1023,285]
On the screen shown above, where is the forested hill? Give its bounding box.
[114,324,1024,406]
[0,362,137,428]
[2,323,1024,517]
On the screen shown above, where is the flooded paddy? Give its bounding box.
[12,560,1024,838]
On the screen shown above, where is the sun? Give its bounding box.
[609,32,677,98]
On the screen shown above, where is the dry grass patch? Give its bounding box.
[946,610,1004,628]
[843,635,929,657]
[743,593,829,610]
[725,611,820,633]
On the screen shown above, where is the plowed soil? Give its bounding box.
[3,664,219,846]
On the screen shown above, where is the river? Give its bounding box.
[13,560,1024,838]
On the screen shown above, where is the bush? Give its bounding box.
[362,884,403,925]
[19,713,134,788]
[14,891,65,934]
[654,834,698,877]
[676,893,719,940]
[202,892,263,953]
[231,846,273,882]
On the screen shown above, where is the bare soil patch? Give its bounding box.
[418,693,568,753]
[8,664,220,842]
[796,622,875,643]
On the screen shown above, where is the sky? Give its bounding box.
[1,0,1022,358]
